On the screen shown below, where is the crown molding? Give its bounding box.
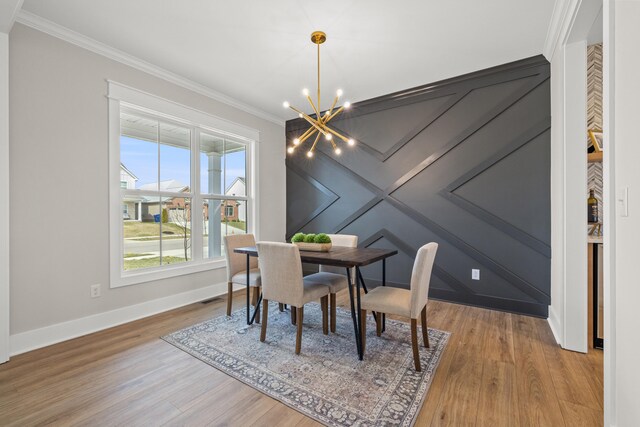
[0,0,23,33]
[543,0,582,60]
[14,10,284,127]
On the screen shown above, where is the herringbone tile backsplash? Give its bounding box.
[588,44,603,226]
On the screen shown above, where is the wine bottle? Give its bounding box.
[588,189,598,223]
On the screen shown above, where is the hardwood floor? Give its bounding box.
[0,290,603,426]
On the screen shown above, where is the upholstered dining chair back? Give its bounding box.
[223,234,258,282]
[409,242,439,318]
[256,242,306,307]
[319,234,358,276]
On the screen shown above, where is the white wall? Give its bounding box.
[8,24,285,349]
[0,32,10,363]
[605,1,640,424]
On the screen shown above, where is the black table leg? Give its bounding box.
[355,266,364,361]
[246,254,251,325]
[346,268,362,359]
[382,259,386,332]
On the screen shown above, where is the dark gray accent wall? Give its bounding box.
[285,55,551,317]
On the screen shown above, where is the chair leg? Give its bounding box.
[411,319,421,372]
[295,307,304,354]
[360,309,367,356]
[251,287,259,306]
[421,305,430,348]
[321,296,329,335]
[375,312,382,337]
[260,299,269,342]
[291,306,297,325]
[226,282,233,316]
[279,303,285,312]
[330,293,337,333]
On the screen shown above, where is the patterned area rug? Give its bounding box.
[162,302,450,426]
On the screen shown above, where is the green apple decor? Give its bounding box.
[291,233,305,243]
[290,233,333,252]
[314,233,331,244]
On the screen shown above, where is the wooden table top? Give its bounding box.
[233,245,398,267]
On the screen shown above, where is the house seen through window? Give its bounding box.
[119,109,248,274]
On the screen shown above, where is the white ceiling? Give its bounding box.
[21,0,556,121]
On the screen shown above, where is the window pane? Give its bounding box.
[203,199,222,259]
[120,112,159,190]
[123,199,160,270]
[161,197,191,265]
[160,122,191,192]
[222,199,247,234]
[200,132,225,195]
[224,140,246,196]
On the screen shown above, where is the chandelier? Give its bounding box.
[284,31,355,158]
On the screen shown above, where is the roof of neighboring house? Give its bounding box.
[120,163,138,180]
[225,177,245,195]
[139,179,189,193]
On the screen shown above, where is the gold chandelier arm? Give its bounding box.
[324,105,345,125]
[288,105,327,135]
[322,95,340,124]
[297,126,316,142]
[306,95,321,119]
[309,130,322,153]
[325,126,350,143]
[298,127,318,145]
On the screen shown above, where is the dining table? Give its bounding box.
[233,245,398,360]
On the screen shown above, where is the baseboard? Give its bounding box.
[547,305,563,346]
[10,282,242,356]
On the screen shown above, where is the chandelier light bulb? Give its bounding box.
[298,113,303,118]
[344,101,351,109]
[348,138,355,146]
[336,89,343,97]
[302,88,310,96]
[334,147,342,155]
[293,138,300,146]
[307,151,314,158]
[287,146,295,154]
[325,133,333,141]
[283,101,290,108]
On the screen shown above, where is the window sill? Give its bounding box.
[110,258,226,288]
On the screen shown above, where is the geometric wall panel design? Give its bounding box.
[286,55,551,317]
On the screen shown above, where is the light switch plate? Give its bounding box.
[472,269,480,280]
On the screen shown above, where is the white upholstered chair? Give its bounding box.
[257,242,332,354]
[318,234,357,332]
[223,234,262,318]
[360,242,438,371]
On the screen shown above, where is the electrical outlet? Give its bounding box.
[472,269,480,280]
[90,284,101,298]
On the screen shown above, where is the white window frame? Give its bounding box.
[108,81,259,288]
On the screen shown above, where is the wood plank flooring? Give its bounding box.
[0,291,603,426]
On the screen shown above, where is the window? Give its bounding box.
[108,82,257,287]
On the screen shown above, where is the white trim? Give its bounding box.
[547,305,563,346]
[602,2,615,425]
[117,259,226,288]
[14,10,284,127]
[0,33,9,363]
[0,0,23,33]
[9,282,243,356]
[109,81,260,142]
[544,0,582,60]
